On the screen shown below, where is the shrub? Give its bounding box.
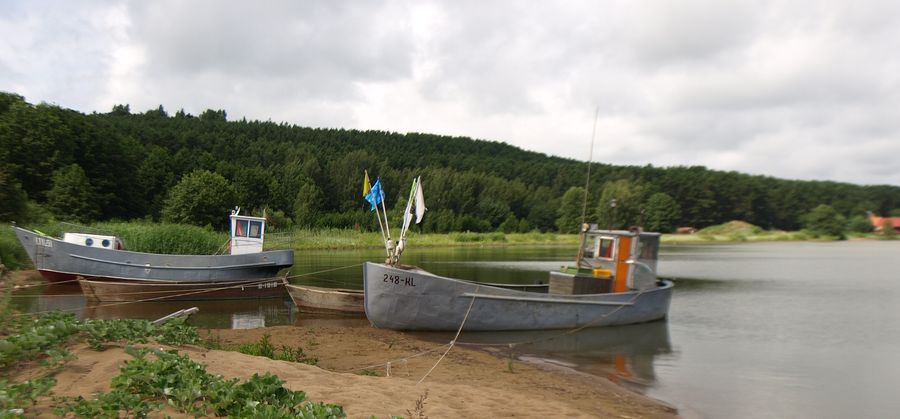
[801,205,846,239]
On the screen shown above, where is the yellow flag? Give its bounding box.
[363,170,371,198]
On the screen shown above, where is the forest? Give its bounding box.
[1,91,898,234]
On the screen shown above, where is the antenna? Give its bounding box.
[576,107,601,266]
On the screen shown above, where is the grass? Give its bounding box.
[287,228,577,250]
[233,334,318,365]
[0,309,345,418]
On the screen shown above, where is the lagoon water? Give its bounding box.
[13,240,900,418]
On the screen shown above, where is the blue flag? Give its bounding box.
[365,178,384,211]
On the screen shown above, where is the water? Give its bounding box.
[654,241,900,418]
[12,241,900,418]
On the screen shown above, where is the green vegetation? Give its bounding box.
[802,204,847,239]
[235,334,318,365]
[162,170,237,230]
[0,311,345,418]
[0,227,29,270]
[55,346,343,418]
[0,91,897,238]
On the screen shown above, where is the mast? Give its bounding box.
[575,107,600,267]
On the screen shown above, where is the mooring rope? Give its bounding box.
[416,285,480,385]
[343,343,452,374]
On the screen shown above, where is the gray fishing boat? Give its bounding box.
[363,225,672,331]
[11,209,293,300]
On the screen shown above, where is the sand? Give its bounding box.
[5,269,677,417]
[12,318,677,418]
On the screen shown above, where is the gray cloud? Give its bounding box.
[1,0,899,185]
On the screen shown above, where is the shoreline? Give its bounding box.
[5,270,679,417]
[207,321,679,417]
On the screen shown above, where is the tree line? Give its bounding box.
[1,91,898,233]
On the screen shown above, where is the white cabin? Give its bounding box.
[230,211,266,255]
[63,233,123,250]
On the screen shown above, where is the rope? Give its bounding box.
[343,343,452,373]
[416,285,479,385]
[9,276,284,317]
[3,277,82,290]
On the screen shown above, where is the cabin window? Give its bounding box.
[235,220,249,237]
[595,237,615,259]
[248,221,263,239]
[638,238,658,259]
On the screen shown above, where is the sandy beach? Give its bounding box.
[5,270,677,418]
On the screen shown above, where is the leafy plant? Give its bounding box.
[56,346,345,418]
[0,377,56,413]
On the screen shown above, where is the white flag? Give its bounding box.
[401,177,417,233]
[414,176,426,224]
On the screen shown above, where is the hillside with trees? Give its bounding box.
[1,91,898,233]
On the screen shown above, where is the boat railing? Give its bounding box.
[58,221,116,237]
[263,230,294,250]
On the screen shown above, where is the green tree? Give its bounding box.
[46,164,99,222]
[161,170,237,229]
[498,214,518,233]
[802,204,846,239]
[595,179,646,230]
[556,186,587,233]
[644,192,681,233]
[293,180,324,227]
[0,164,28,221]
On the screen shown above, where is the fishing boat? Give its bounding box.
[283,281,366,315]
[363,225,672,331]
[11,208,293,301]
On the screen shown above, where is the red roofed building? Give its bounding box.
[868,213,900,232]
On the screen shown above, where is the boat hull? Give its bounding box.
[363,262,672,331]
[284,282,365,315]
[78,277,286,302]
[12,226,293,284]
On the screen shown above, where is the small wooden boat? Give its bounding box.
[282,274,545,315]
[12,208,293,302]
[78,276,285,302]
[283,280,365,315]
[364,226,672,331]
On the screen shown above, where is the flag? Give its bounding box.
[362,170,371,198]
[401,177,417,232]
[414,176,426,224]
[365,178,384,211]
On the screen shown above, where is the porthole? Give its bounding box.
[85,238,94,246]
[102,239,111,248]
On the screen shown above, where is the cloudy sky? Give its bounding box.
[2,0,899,186]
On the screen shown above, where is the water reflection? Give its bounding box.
[12,283,296,329]
[412,321,672,392]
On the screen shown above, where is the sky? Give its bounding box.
[2,0,899,186]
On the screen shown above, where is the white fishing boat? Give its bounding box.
[12,208,292,301]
